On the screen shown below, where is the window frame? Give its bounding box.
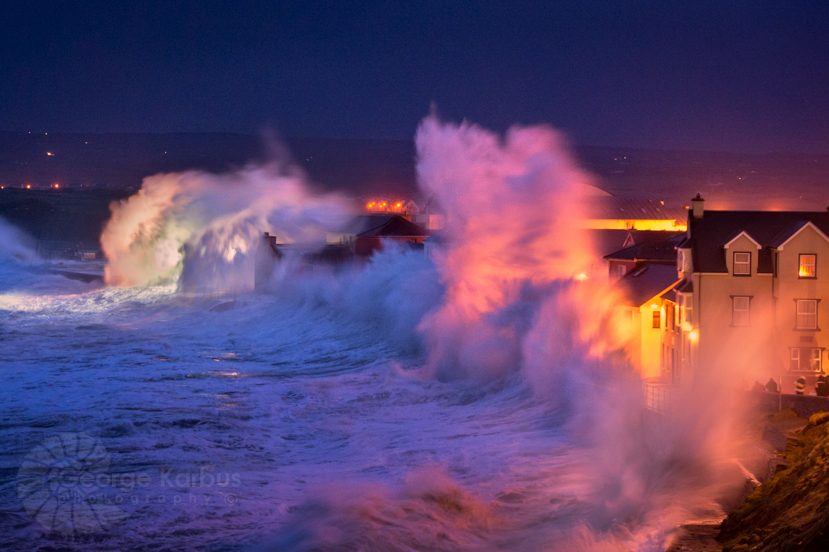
[733,251,751,276]
[799,254,817,279]
[731,295,751,327]
[789,347,824,372]
[652,310,661,329]
[795,299,820,331]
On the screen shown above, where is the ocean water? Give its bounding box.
[0,249,738,552]
[0,117,746,551]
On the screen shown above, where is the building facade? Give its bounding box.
[671,196,829,391]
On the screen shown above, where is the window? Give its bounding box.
[678,250,691,272]
[617,264,627,277]
[796,299,818,330]
[652,310,661,329]
[732,296,750,326]
[799,254,816,278]
[685,306,693,325]
[790,348,823,371]
[733,252,751,276]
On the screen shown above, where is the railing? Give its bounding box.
[643,382,674,414]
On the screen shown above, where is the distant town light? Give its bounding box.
[53,183,60,188]
[25,184,31,189]
[46,152,54,156]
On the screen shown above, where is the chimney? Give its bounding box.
[691,194,705,219]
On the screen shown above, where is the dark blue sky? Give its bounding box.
[2,1,828,153]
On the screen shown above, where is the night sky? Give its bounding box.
[2,1,828,153]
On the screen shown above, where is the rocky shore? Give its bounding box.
[668,408,829,551]
[718,410,829,551]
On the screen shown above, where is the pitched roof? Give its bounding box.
[338,214,396,235]
[604,233,685,262]
[675,279,693,293]
[661,279,692,303]
[722,230,762,249]
[688,210,829,273]
[588,229,683,258]
[767,220,829,250]
[583,196,686,221]
[355,215,429,238]
[614,263,682,307]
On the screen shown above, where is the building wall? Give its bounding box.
[614,223,829,389]
[639,302,663,379]
[608,260,637,281]
[660,300,684,384]
[772,226,829,391]
[692,233,775,386]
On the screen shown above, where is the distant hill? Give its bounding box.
[1,132,829,211]
[0,132,417,197]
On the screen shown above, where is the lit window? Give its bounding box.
[796,299,818,330]
[799,254,816,278]
[790,348,823,371]
[733,252,751,275]
[732,296,750,326]
[811,349,822,371]
[617,264,627,276]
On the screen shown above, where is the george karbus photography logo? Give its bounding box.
[16,432,128,535]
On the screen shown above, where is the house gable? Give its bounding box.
[772,221,829,251]
[723,230,762,250]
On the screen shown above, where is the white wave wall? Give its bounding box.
[100,164,353,290]
[0,216,40,292]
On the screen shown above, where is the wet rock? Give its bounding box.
[719,410,829,551]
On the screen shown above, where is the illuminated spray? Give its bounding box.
[414,115,627,381]
[100,164,353,290]
[92,117,759,549]
[413,116,757,549]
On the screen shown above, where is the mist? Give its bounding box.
[0,116,761,552]
[100,163,353,290]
